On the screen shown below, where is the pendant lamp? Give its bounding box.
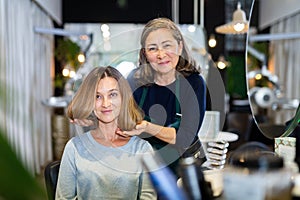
[215,2,249,34]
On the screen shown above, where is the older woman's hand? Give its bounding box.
[116,120,149,137]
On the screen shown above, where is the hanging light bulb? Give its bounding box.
[216,55,230,69]
[208,34,217,48]
[62,68,70,77]
[255,73,263,80]
[215,2,249,34]
[77,53,85,63]
[233,22,245,32]
[69,70,76,78]
[62,64,76,78]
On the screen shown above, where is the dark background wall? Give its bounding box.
[62,0,226,60]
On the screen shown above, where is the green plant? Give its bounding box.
[55,38,81,71]
[226,55,247,99]
[247,42,268,71]
[0,132,47,200]
[54,38,81,96]
[0,83,47,199]
[54,73,68,90]
[247,42,270,87]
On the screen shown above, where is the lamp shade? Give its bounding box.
[215,2,249,34]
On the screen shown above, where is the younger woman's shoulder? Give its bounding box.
[64,133,89,150]
[131,136,154,152]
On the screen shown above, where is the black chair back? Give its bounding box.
[44,160,61,200]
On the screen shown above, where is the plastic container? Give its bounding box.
[223,152,293,200]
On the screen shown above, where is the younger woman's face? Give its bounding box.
[144,28,183,75]
[94,77,122,124]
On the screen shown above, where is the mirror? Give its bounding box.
[246,0,300,139]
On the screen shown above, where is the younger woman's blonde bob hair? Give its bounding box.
[67,66,144,131]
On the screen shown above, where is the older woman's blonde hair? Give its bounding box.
[135,17,200,85]
[67,66,144,131]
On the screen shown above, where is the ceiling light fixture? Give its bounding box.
[215,2,249,34]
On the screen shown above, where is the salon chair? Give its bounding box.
[44,160,61,200]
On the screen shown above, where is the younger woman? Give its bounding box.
[56,66,156,200]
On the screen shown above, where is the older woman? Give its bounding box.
[125,17,207,174]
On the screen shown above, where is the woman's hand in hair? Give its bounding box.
[117,120,176,144]
[116,120,149,137]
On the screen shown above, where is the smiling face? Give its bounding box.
[144,28,183,76]
[94,77,122,124]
